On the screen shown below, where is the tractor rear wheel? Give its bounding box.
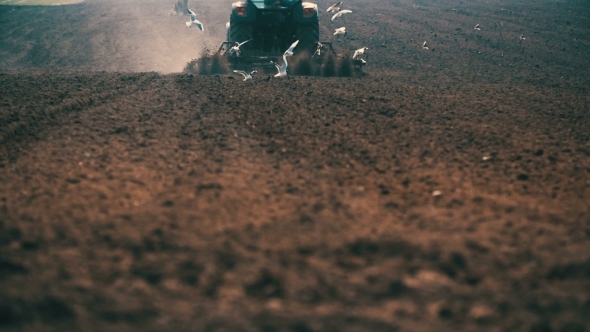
[228,21,253,48]
[296,22,320,54]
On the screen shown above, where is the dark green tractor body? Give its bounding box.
[227,0,320,56]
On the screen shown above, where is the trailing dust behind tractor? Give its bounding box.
[184,0,365,77]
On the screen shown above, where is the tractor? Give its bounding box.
[186,0,364,76]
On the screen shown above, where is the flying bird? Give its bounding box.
[233,70,257,81]
[275,40,299,77]
[229,39,252,56]
[352,47,368,59]
[422,41,429,49]
[270,40,298,78]
[331,9,352,21]
[334,27,346,36]
[327,1,342,13]
[186,8,204,31]
[474,23,481,30]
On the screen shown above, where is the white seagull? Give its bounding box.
[186,8,204,31]
[474,23,481,31]
[334,27,346,36]
[327,1,342,13]
[352,47,368,59]
[233,70,257,81]
[422,41,429,49]
[229,39,252,56]
[331,9,352,21]
[271,40,299,78]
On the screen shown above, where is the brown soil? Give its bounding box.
[0,0,589,331]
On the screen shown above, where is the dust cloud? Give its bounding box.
[88,0,231,73]
[0,0,233,73]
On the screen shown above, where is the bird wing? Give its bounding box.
[195,21,204,31]
[353,50,359,59]
[331,12,340,21]
[187,8,196,16]
[273,63,282,73]
[237,39,251,47]
[327,2,341,12]
[233,70,248,78]
[285,40,299,55]
[341,10,352,14]
[281,55,289,71]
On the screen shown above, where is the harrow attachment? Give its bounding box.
[184,41,366,77]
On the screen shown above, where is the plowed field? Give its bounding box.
[1,0,589,331]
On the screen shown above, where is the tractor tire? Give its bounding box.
[296,22,320,54]
[228,21,253,48]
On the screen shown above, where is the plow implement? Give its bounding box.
[184,41,366,77]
